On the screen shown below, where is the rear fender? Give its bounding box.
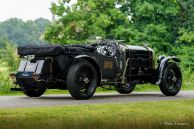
[156,56,181,85]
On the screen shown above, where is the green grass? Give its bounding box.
[0,100,194,129]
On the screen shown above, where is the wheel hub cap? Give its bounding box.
[83,78,89,84]
[172,77,177,82]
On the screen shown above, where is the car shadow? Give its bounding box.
[23,93,180,100]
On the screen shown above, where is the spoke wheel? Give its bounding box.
[159,62,182,96]
[67,60,98,100]
[75,66,95,96]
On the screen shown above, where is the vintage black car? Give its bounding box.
[11,39,182,100]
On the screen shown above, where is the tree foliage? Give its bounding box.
[44,0,194,67]
[0,18,51,71]
[0,18,51,46]
[45,0,130,44]
[0,38,19,71]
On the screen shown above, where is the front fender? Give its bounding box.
[156,56,181,85]
[74,55,90,59]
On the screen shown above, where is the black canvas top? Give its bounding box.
[18,45,83,56]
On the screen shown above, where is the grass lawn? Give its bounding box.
[0,100,194,129]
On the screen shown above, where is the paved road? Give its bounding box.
[0,91,194,108]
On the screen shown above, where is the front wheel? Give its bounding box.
[159,62,182,96]
[66,61,98,100]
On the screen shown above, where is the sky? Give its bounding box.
[0,0,76,22]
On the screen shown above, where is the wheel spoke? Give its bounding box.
[74,66,94,95]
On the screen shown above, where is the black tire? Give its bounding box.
[66,60,98,100]
[159,62,182,96]
[22,86,46,97]
[116,83,136,94]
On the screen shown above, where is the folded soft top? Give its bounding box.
[18,45,83,56]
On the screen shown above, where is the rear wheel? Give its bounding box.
[67,61,98,100]
[116,83,136,94]
[22,86,46,97]
[159,62,182,96]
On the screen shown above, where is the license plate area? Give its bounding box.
[25,61,38,72]
[18,60,45,74]
[21,72,31,77]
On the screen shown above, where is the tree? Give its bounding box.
[176,0,194,45]
[126,0,183,53]
[44,0,131,44]
[0,18,51,46]
[45,0,194,55]
[0,39,19,70]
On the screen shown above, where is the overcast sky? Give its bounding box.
[0,0,76,22]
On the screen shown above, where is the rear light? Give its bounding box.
[33,74,40,81]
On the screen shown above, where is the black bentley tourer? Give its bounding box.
[11,39,182,100]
